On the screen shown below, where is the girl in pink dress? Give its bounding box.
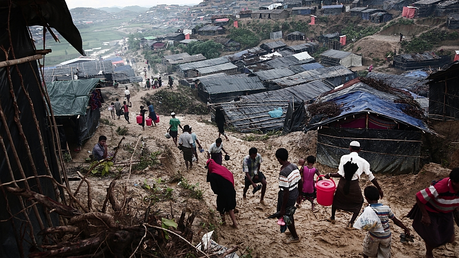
[297,155,322,211]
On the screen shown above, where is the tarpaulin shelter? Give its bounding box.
[43,60,114,84]
[305,78,431,174]
[428,61,459,120]
[402,6,417,18]
[113,65,143,83]
[221,80,332,132]
[1,0,83,257]
[393,52,451,70]
[46,79,102,148]
[320,49,362,67]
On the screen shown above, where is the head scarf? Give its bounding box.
[207,159,234,186]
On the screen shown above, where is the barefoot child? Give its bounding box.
[108,102,115,119]
[362,186,410,258]
[138,106,147,131]
[297,155,321,211]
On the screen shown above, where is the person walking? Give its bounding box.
[207,138,228,165]
[114,98,122,119]
[138,105,147,131]
[407,167,459,258]
[215,107,229,141]
[146,101,157,127]
[189,127,202,163]
[124,86,131,104]
[178,125,194,170]
[122,101,131,124]
[146,78,151,90]
[325,141,383,228]
[242,147,267,204]
[168,112,182,146]
[168,76,173,88]
[275,148,301,243]
[206,159,238,228]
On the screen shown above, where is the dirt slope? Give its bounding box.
[67,80,459,257]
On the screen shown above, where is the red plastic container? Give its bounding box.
[146,118,152,126]
[136,115,143,124]
[155,115,160,123]
[315,175,336,206]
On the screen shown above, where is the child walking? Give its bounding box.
[123,101,131,124]
[297,155,321,211]
[108,102,115,119]
[138,106,147,131]
[362,186,411,258]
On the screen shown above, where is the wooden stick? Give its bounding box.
[0,54,45,68]
[144,223,210,258]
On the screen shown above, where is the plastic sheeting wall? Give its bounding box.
[0,8,61,257]
[316,127,423,174]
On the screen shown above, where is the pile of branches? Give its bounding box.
[307,101,341,118]
[360,77,412,98]
[395,98,425,120]
[6,137,206,258]
[361,77,426,120]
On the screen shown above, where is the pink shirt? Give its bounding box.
[302,166,317,193]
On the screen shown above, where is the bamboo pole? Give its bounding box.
[0,54,47,68]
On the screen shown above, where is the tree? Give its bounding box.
[127,33,142,52]
[228,28,260,49]
[186,40,223,59]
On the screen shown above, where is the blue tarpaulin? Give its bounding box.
[308,91,430,132]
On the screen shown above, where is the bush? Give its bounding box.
[116,126,128,135]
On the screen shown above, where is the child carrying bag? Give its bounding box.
[353,206,385,233]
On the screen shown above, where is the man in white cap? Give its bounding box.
[325,140,383,228]
[167,112,182,146]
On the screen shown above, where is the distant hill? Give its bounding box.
[98,6,149,13]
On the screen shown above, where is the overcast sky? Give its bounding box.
[65,0,200,9]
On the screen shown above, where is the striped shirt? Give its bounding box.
[279,163,301,192]
[368,203,394,239]
[416,177,459,213]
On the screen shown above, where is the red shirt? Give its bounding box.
[416,177,459,213]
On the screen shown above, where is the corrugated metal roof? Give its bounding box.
[43,60,114,84]
[273,65,354,87]
[220,80,332,132]
[255,68,296,81]
[321,49,352,59]
[266,54,315,69]
[165,53,206,65]
[413,0,441,5]
[199,74,266,94]
[261,40,287,50]
[179,56,230,71]
[196,62,238,75]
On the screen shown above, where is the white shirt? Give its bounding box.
[208,142,223,154]
[124,89,130,96]
[337,152,375,181]
[178,132,193,148]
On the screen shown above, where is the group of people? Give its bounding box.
[145,76,162,90]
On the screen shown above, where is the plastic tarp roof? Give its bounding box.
[308,91,431,132]
[300,62,324,71]
[46,78,100,116]
[321,49,352,59]
[179,56,230,71]
[367,72,428,96]
[266,54,315,69]
[199,75,266,94]
[272,65,354,87]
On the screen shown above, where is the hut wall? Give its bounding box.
[429,76,459,120]
[316,127,423,174]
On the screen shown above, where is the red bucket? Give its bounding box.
[146,118,152,126]
[154,115,160,123]
[315,175,336,206]
[136,115,143,124]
